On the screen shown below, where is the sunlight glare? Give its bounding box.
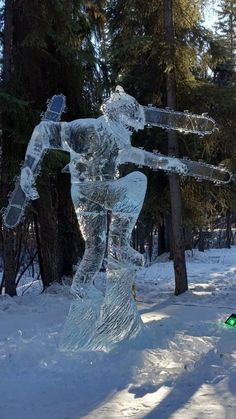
[141,311,170,324]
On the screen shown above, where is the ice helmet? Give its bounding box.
[101,86,145,131]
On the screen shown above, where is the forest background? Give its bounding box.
[0,0,236,297]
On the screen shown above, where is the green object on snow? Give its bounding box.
[225,313,236,327]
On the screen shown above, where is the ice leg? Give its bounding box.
[70,196,107,297]
[85,172,147,350]
[107,171,147,269]
[60,197,107,351]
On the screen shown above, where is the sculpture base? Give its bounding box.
[59,269,143,352]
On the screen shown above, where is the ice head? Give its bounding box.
[101,86,145,132]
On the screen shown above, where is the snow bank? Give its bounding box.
[0,247,236,418]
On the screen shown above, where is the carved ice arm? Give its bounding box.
[117,146,188,175]
[20,121,69,199]
[117,146,232,184]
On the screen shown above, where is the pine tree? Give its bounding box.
[217,0,236,61]
[191,1,236,246]
[164,0,188,295]
[212,0,236,85]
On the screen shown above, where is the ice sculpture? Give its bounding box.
[2,86,232,352]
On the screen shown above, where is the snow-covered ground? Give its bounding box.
[0,247,236,419]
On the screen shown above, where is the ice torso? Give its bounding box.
[63,116,126,183]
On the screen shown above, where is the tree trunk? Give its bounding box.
[198,228,205,252]
[148,230,153,262]
[33,212,46,285]
[0,1,21,296]
[184,225,193,250]
[57,172,84,276]
[34,174,62,288]
[158,216,165,256]
[164,214,173,256]
[2,230,17,295]
[138,222,145,254]
[163,0,188,295]
[3,0,13,83]
[225,209,231,248]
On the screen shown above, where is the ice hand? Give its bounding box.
[20,166,39,200]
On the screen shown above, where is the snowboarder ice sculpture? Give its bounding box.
[2,86,232,351]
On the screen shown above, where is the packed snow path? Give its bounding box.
[0,247,236,418]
